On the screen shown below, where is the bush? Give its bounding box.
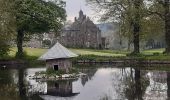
[46,68,65,75]
[153,52,160,56]
[37,68,79,76]
[0,41,10,57]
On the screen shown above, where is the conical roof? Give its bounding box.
[39,42,78,60]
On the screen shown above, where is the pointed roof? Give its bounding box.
[39,42,78,60]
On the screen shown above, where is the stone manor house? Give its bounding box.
[59,10,102,49]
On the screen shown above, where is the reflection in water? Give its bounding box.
[25,68,47,96]
[0,69,20,100]
[167,72,170,99]
[2,66,170,100]
[144,71,168,100]
[19,68,27,99]
[46,80,79,97]
[135,69,142,100]
[114,68,149,100]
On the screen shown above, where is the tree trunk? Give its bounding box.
[132,0,141,54]
[127,39,131,51]
[16,29,24,58]
[164,0,170,53]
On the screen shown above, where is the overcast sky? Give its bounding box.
[63,0,98,23]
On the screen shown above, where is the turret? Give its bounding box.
[79,9,83,18]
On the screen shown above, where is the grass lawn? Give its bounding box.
[9,47,48,59]
[142,48,165,55]
[70,49,126,57]
[8,47,127,58]
[6,47,170,60]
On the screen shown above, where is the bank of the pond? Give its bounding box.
[0,55,45,68]
[1,48,170,68]
[72,55,170,66]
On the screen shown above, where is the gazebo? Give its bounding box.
[39,42,78,73]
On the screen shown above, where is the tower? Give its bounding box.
[79,9,84,20]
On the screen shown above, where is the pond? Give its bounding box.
[0,64,170,100]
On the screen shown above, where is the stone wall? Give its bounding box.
[46,58,72,73]
[59,10,102,49]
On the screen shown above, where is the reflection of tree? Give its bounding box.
[134,69,142,100]
[124,68,149,100]
[99,94,112,100]
[120,68,149,100]
[167,72,170,99]
[18,68,43,100]
[125,68,149,100]
[18,68,27,100]
[0,69,20,100]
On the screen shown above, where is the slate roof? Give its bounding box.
[39,42,78,60]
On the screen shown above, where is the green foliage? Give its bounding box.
[15,0,66,33]
[69,68,78,74]
[46,68,65,76]
[0,41,10,57]
[0,0,16,57]
[14,0,66,58]
[37,68,78,76]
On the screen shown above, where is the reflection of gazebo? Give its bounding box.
[46,80,79,97]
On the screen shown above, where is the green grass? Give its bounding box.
[142,48,165,55]
[8,47,127,59]
[70,48,126,57]
[9,47,47,58]
[3,47,170,61]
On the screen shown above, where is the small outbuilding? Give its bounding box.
[39,42,78,73]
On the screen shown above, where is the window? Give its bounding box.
[53,65,59,71]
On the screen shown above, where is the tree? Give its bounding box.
[132,0,143,54]
[86,0,143,54]
[14,0,66,58]
[0,0,15,57]
[147,0,170,53]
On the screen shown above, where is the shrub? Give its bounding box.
[0,41,10,57]
[153,52,160,56]
[46,68,65,75]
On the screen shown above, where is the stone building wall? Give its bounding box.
[59,10,102,49]
[46,59,72,73]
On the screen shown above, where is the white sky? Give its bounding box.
[63,0,98,23]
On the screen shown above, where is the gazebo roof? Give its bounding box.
[38,42,78,60]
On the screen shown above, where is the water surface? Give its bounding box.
[0,65,170,100]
